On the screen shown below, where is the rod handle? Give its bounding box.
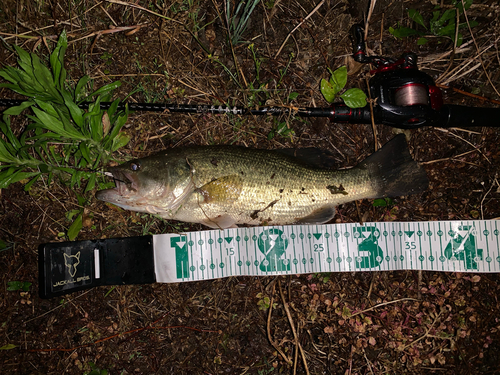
[439,105,500,128]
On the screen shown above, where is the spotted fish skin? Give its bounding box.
[96,135,428,228]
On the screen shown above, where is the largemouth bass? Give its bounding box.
[96,135,428,228]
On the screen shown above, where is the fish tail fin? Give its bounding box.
[360,135,428,197]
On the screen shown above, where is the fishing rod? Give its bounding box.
[1,25,499,129]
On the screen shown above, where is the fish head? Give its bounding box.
[96,154,194,215]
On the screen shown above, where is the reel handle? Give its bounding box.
[350,24,370,63]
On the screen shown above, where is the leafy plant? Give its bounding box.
[85,362,108,375]
[0,344,17,350]
[226,0,260,46]
[0,239,13,252]
[373,198,394,207]
[0,31,129,239]
[256,292,276,310]
[7,281,32,292]
[0,31,128,192]
[389,0,478,46]
[267,119,295,140]
[320,66,367,108]
[65,193,88,241]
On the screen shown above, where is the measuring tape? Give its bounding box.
[39,220,500,298]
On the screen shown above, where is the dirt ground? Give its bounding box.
[1,0,500,374]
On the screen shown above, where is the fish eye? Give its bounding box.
[130,162,140,171]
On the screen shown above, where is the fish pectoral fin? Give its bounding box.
[201,214,238,229]
[197,175,243,204]
[296,205,336,224]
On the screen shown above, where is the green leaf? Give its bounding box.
[288,92,299,101]
[408,9,427,29]
[67,213,83,241]
[75,192,87,206]
[13,45,34,75]
[0,140,17,163]
[2,101,34,116]
[85,173,97,193]
[0,169,40,189]
[331,66,347,94]
[31,106,85,140]
[340,88,367,108]
[66,208,81,221]
[7,281,31,292]
[111,132,130,152]
[74,75,91,101]
[456,0,473,12]
[89,111,103,142]
[24,174,41,191]
[104,112,128,149]
[439,9,457,24]
[88,81,122,98]
[31,54,61,102]
[64,95,84,129]
[79,142,92,165]
[0,344,17,350]
[417,37,428,45]
[105,99,121,118]
[436,22,457,38]
[50,30,68,91]
[373,198,394,207]
[389,26,421,38]
[320,78,336,103]
[33,99,59,118]
[0,116,23,151]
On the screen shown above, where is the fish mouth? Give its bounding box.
[96,168,140,202]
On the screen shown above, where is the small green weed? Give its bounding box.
[372,198,394,207]
[267,118,295,140]
[257,357,275,374]
[320,66,367,108]
[313,272,331,283]
[389,0,478,46]
[0,344,17,350]
[100,52,113,74]
[6,281,32,292]
[256,292,277,310]
[226,0,260,46]
[85,362,108,375]
[0,239,13,252]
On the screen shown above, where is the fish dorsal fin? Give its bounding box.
[276,148,339,169]
[197,175,243,204]
[296,205,336,224]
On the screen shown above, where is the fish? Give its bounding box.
[96,135,428,229]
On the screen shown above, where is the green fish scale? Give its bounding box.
[167,146,375,226]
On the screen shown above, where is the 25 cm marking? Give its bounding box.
[314,244,324,252]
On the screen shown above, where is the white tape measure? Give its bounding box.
[153,220,500,283]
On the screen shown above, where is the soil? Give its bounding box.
[1,0,499,374]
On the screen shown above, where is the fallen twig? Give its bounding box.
[274,0,325,59]
[279,279,310,375]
